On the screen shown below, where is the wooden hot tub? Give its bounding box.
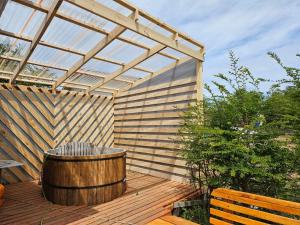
[42,143,126,206]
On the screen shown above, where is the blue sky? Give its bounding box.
[129,0,300,92]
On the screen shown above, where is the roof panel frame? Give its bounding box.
[53,23,128,88]
[87,44,166,93]
[0,55,134,84]
[3,0,205,94]
[66,0,204,60]
[9,1,184,63]
[10,0,63,83]
[0,29,153,74]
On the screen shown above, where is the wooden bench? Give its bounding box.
[210,188,300,225]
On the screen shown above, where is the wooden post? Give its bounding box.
[195,59,204,102]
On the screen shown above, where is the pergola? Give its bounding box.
[0,0,205,97]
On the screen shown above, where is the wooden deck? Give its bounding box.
[0,171,196,225]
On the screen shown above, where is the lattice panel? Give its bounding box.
[0,84,114,183]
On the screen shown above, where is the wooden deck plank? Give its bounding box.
[0,171,197,225]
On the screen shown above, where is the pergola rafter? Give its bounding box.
[0,29,154,75]
[87,44,166,93]
[66,0,204,61]
[53,24,128,89]
[0,0,205,95]
[0,55,135,84]
[10,0,63,83]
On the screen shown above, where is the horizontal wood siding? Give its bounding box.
[0,84,114,184]
[114,59,197,182]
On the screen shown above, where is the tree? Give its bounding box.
[179,51,299,224]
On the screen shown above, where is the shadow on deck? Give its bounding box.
[0,171,196,225]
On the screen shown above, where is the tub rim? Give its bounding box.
[44,147,126,160]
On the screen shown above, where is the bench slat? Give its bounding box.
[213,188,300,210]
[210,208,268,225]
[211,198,300,225]
[210,217,232,225]
[212,190,300,216]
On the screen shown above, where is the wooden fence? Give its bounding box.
[114,60,198,182]
[0,60,199,183]
[0,85,114,183]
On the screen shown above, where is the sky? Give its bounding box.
[129,0,300,92]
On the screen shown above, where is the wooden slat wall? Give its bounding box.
[114,59,197,182]
[0,84,114,184]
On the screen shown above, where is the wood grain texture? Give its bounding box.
[0,84,114,184]
[210,188,300,225]
[114,59,198,182]
[0,171,197,225]
[42,149,126,206]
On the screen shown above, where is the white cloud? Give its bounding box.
[128,0,300,92]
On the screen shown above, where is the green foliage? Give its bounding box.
[179,51,300,223]
[181,205,209,225]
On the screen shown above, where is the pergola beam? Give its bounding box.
[10,0,63,83]
[0,55,135,84]
[0,72,116,94]
[0,29,153,75]
[9,1,179,64]
[87,44,165,93]
[66,0,203,61]
[114,0,205,49]
[53,24,127,89]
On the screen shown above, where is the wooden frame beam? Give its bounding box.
[114,0,205,49]
[53,24,127,89]
[87,44,165,93]
[195,60,204,101]
[10,0,63,83]
[0,55,135,84]
[0,71,117,94]
[11,1,204,56]
[0,0,8,17]
[66,0,204,60]
[0,29,153,75]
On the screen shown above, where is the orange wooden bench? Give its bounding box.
[210,188,300,225]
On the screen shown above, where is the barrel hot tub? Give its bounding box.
[42,143,126,206]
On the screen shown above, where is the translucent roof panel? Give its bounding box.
[119,74,140,82]
[119,30,157,48]
[102,79,129,89]
[121,68,151,79]
[29,45,82,70]
[96,0,132,16]
[0,0,204,94]
[138,16,173,38]
[29,0,53,9]
[80,59,121,74]
[0,35,30,57]
[96,40,146,64]
[161,48,187,59]
[0,59,18,72]
[91,90,113,97]
[138,54,175,71]
[22,64,63,79]
[177,37,201,52]
[42,17,105,53]
[67,73,103,86]
[0,1,46,38]
[59,1,117,32]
